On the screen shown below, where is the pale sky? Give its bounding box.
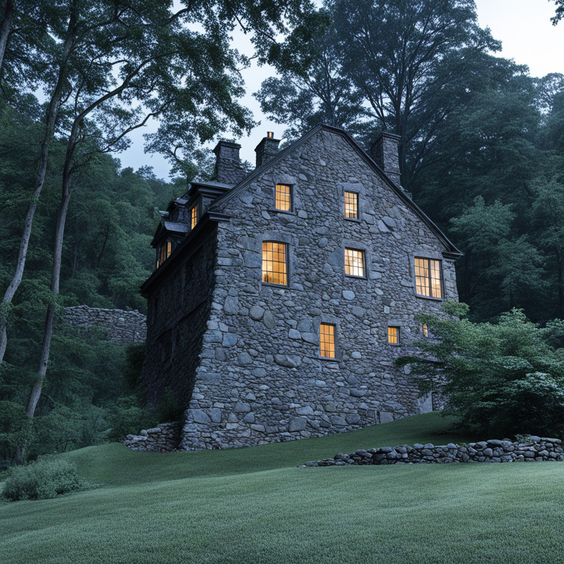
[118,0,564,179]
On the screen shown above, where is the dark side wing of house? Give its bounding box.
[140,124,461,450]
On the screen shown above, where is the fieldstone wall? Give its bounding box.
[63,305,146,344]
[121,422,181,452]
[179,127,458,451]
[301,437,564,466]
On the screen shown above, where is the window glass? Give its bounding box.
[156,241,172,269]
[191,204,198,230]
[422,324,429,337]
[262,242,288,285]
[320,323,336,358]
[275,184,292,211]
[388,326,399,344]
[414,258,443,298]
[345,248,365,277]
[344,191,358,219]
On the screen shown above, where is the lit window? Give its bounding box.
[275,184,292,211]
[190,204,198,230]
[344,191,358,219]
[156,241,172,269]
[414,258,443,298]
[422,324,429,337]
[262,242,288,285]
[320,323,336,358]
[345,248,365,277]
[388,326,400,345]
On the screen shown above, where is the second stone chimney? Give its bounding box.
[255,132,280,168]
[369,131,401,187]
[213,140,246,184]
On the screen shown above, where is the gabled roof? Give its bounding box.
[211,124,461,257]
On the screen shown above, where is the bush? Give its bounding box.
[397,303,564,438]
[106,395,158,440]
[2,456,91,501]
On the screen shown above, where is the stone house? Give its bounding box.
[140,124,461,450]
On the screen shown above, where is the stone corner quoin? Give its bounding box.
[138,125,460,451]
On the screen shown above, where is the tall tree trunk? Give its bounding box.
[0,3,78,367]
[0,0,14,72]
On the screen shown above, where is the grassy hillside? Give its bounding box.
[2,413,564,563]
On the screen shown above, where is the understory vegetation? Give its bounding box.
[1,413,564,563]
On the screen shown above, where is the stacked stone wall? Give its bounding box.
[302,437,564,466]
[180,128,458,450]
[121,423,181,452]
[63,305,146,344]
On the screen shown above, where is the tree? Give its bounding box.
[552,0,564,24]
[397,303,564,438]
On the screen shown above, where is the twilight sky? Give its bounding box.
[118,0,564,180]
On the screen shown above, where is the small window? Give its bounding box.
[320,323,336,359]
[414,258,443,299]
[344,191,358,219]
[422,324,429,338]
[156,241,172,269]
[344,248,365,277]
[190,204,199,230]
[262,242,288,286]
[275,184,292,212]
[388,326,400,345]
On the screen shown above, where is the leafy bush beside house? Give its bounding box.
[397,302,564,438]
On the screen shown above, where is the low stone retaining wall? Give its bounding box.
[121,423,181,452]
[301,437,564,467]
[63,305,146,344]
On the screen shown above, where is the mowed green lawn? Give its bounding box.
[2,412,564,563]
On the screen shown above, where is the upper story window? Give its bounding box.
[414,257,443,299]
[344,191,359,219]
[156,241,172,269]
[190,204,199,230]
[275,184,292,212]
[344,248,365,277]
[388,326,400,345]
[320,323,336,359]
[262,242,288,286]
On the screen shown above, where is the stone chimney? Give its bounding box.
[255,132,280,168]
[213,140,246,184]
[369,132,401,187]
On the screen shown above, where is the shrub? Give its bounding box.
[106,395,158,440]
[397,303,564,438]
[2,456,91,502]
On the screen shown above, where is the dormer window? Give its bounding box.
[190,204,199,230]
[156,241,172,269]
[275,184,292,212]
[344,191,358,219]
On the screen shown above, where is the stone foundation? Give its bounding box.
[120,422,181,452]
[301,437,564,466]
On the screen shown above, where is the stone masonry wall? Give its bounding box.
[63,305,146,344]
[141,226,218,408]
[180,128,458,450]
[121,422,181,452]
[301,437,564,466]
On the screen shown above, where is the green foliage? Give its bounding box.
[2,456,91,502]
[0,402,32,469]
[106,396,158,441]
[397,304,564,437]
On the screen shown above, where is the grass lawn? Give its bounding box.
[1,412,564,563]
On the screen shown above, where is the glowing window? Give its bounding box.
[156,241,172,269]
[388,326,400,345]
[422,324,429,337]
[320,323,336,358]
[190,204,198,230]
[344,191,358,219]
[345,248,365,277]
[414,258,443,298]
[262,242,288,286]
[275,184,292,211]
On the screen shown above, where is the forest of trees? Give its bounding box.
[1,0,563,465]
